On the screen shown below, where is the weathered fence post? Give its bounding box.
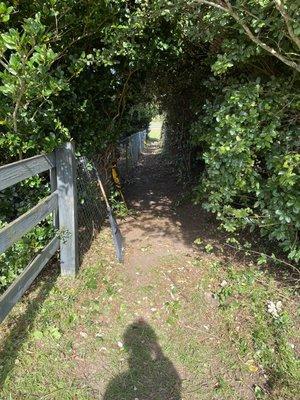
[50,166,59,229]
[55,142,79,276]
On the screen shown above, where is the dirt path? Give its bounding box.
[121,141,204,281]
[72,141,260,399]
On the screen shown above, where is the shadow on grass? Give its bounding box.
[0,262,59,388]
[103,319,181,400]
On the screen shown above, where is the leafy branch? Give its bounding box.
[197,0,300,72]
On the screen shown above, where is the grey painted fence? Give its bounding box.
[0,131,147,323]
[118,129,147,178]
[0,142,78,323]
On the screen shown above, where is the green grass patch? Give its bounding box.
[148,119,163,141]
[210,264,300,399]
[0,232,299,400]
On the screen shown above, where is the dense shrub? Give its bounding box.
[191,78,300,262]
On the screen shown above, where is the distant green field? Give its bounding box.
[148,119,163,140]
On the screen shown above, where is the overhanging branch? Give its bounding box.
[197,0,300,72]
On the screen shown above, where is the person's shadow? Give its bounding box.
[103,319,182,400]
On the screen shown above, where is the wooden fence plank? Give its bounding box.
[0,153,55,191]
[0,191,58,254]
[56,142,79,276]
[50,167,59,229]
[0,237,59,323]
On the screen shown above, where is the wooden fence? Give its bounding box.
[0,142,78,323]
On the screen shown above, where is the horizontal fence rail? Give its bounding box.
[0,153,56,191]
[0,237,60,322]
[0,192,58,254]
[0,142,78,323]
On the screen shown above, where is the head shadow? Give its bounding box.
[103,319,181,400]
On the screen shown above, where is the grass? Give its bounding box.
[148,118,163,141]
[0,276,92,398]
[204,261,300,399]
[0,230,299,399]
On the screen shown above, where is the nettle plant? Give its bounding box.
[192,78,300,263]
